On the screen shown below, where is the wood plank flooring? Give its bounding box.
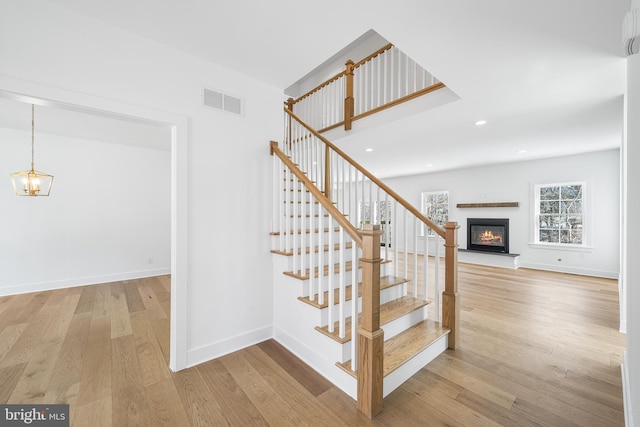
[0,266,626,426]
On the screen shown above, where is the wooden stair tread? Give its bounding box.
[297,275,408,309]
[284,259,392,280]
[314,296,429,344]
[336,320,450,378]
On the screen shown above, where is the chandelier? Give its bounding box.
[10,104,54,196]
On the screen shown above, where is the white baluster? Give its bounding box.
[423,223,429,302]
[306,181,312,300]
[404,208,408,285]
[393,200,398,277]
[318,205,325,306]
[435,234,441,322]
[328,215,334,333]
[292,174,299,276]
[351,242,358,370]
[413,216,418,298]
[339,228,346,339]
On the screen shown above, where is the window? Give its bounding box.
[421,191,449,236]
[535,182,584,245]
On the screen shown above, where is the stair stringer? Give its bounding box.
[272,254,357,398]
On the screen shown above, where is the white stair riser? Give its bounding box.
[382,305,427,341]
[293,263,391,299]
[313,281,406,327]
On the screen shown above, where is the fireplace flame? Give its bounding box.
[479,230,503,244]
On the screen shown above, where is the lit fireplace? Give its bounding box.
[467,218,509,254]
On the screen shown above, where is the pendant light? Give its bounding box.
[10,104,54,196]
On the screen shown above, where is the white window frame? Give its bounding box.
[421,190,449,237]
[532,181,588,248]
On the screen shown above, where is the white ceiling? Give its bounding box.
[38,0,630,177]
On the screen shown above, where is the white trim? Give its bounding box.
[528,243,593,252]
[622,352,634,427]
[0,73,189,372]
[187,326,273,368]
[517,261,619,279]
[0,268,171,297]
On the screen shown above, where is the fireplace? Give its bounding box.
[467,218,509,254]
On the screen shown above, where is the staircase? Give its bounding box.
[270,44,459,418]
[270,121,459,417]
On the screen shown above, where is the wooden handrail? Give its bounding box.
[291,70,347,105]
[351,82,446,122]
[290,42,393,105]
[353,43,393,69]
[270,141,363,247]
[284,108,446,238]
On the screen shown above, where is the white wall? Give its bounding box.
[0,1,283,367]
[0,128,170,295]
[382,149,620,278]
[624,47,640,427]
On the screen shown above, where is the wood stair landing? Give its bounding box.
[336,319,450,378]
[297,275,408,309]
[314,295,429,344]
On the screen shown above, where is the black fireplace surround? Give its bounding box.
[467,218,509,254]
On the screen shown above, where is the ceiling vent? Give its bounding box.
[202,88,243,115]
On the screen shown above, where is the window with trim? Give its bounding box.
[421,191,448,236]
[535,182,584,245]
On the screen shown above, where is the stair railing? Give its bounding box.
[276,108,459,418]
[271,141,363,372]
[282,107,460,349]
[287,43,445,133]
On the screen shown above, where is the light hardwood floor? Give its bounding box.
[0,265,626,426]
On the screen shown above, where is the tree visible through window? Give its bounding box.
[421,191,448,236]
[535,182,584,245]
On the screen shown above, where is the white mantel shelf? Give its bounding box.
[458,249,520,269]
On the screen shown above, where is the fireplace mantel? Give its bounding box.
[456,202,519,208]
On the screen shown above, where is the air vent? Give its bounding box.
[202,88,243,115]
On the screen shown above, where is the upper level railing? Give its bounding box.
[274,107,460,417]
[286,43,445,133]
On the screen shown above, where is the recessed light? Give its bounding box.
[474,120,487,126]
[365,148,373,152]
[426,164,433,168]
[517,149,527,154]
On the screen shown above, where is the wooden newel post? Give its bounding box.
[443,221,460,349]
[285,98,294,151]
[344,60,355,131]
[357,224,384,418]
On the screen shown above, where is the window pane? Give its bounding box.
[561,185,582,200]
[539,215,562,228]
[562,200,582,214]
[570,228,583,244]
[539,229,559,243]
[567,215,583,228]
[540,186,559,200]
[560,230,582,244]
[540,201,560,214]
